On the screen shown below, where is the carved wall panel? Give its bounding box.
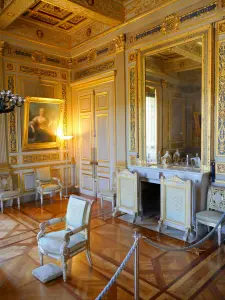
[6,75,18,153]
[128,66,137,152]
[217,41,225,156]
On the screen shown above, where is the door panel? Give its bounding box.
[79,90,95,196]
[78,81,115,197]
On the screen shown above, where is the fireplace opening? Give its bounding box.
[141,181,160,219]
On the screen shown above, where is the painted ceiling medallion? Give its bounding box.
[87,0,95,5]
[161,14,179,34]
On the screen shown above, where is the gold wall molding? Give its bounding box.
[128,2,217,45]
[128,52,136,63]
[19,65,58,78]
[161,14,179,35]
[217,40,225,155]
[5,61,16,72]
[22,153,60,164]
[75,60,115,80]
[4,44,69,68]
[73,41,116,67]
[114,34,126,53]
[216,163,225,174]
[6,75,18,153]
[62,83,67,149]
[129,66,137,152]
[9,156,18,165]
[124,0,178,21]
[87,48,97,63]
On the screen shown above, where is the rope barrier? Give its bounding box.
[95,212,225,300]
[143,212,225,252]
[95,234,141,300]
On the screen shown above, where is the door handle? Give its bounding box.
[90,161,98,165]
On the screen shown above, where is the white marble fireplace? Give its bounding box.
[128,164,210,237]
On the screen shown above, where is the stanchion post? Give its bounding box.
[133,229,141,300]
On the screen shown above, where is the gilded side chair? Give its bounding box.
[196,185,225,246]
[99,171,117,214]
[0,173,20,213]
[35,167,62,205]
[37,195,94,282]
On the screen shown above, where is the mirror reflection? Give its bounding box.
[145,39,202,167]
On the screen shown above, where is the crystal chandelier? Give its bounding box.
[0,90,25,114]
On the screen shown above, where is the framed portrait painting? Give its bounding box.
[22,97,64,151]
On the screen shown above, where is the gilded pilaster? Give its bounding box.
[0,41,8,167]
[115,34,126,168]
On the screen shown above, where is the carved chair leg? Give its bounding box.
[196,220,199,239]
[40,194,43,206]
[132,213,137,224]
[60,191,62,200]
[61,257,67,282]
[86,247,93,267]
[158,219,163,233]
[218,225,222,247]
[113,207,118,218]
[100,196,103,213]
[1,200,3,213]
[39,251,43,266]
[17,197,20,210]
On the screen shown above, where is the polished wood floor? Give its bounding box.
[0,194,224,299]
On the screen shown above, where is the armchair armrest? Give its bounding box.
[64,225,87,239]
[60,225,88,256]
[37,217,65,241]
[52,177,62,187]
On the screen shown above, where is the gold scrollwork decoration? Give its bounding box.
[9,156,18,165]
[75,60,115,79]
[6,75,18,153]
[23,153,60,164]
[161,14,179,35]
[129,66,137,152]
[114,34,126,52]
[217,42,225,155]
[216,163,225,174]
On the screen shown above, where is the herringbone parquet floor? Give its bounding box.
[0,194,224,299]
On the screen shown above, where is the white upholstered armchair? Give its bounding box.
[196,185,225,246]
[0,173,20,213]
[35,167,62,205]
[37,195,94,282]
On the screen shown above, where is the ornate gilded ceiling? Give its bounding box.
[22,1,89,33]
[0,0,181,50]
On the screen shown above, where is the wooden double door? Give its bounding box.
[78,80,115,197]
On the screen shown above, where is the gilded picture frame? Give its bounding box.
[22,97,64,151]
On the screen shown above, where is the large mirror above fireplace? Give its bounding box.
[145,39,202,164]
[137,26,213,171]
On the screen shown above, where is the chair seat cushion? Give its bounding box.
[0,190,20,200]
[38,230,86,255]
[32,263,62,283]
[100,189,116,197]
[196,210,223,224]
[37,184,61,193]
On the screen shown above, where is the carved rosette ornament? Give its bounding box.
[161,14,179,35]
[114,34,126,53]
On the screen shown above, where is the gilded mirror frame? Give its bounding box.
[137,25,214,171]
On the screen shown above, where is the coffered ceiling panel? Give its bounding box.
[21,1,88,33]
